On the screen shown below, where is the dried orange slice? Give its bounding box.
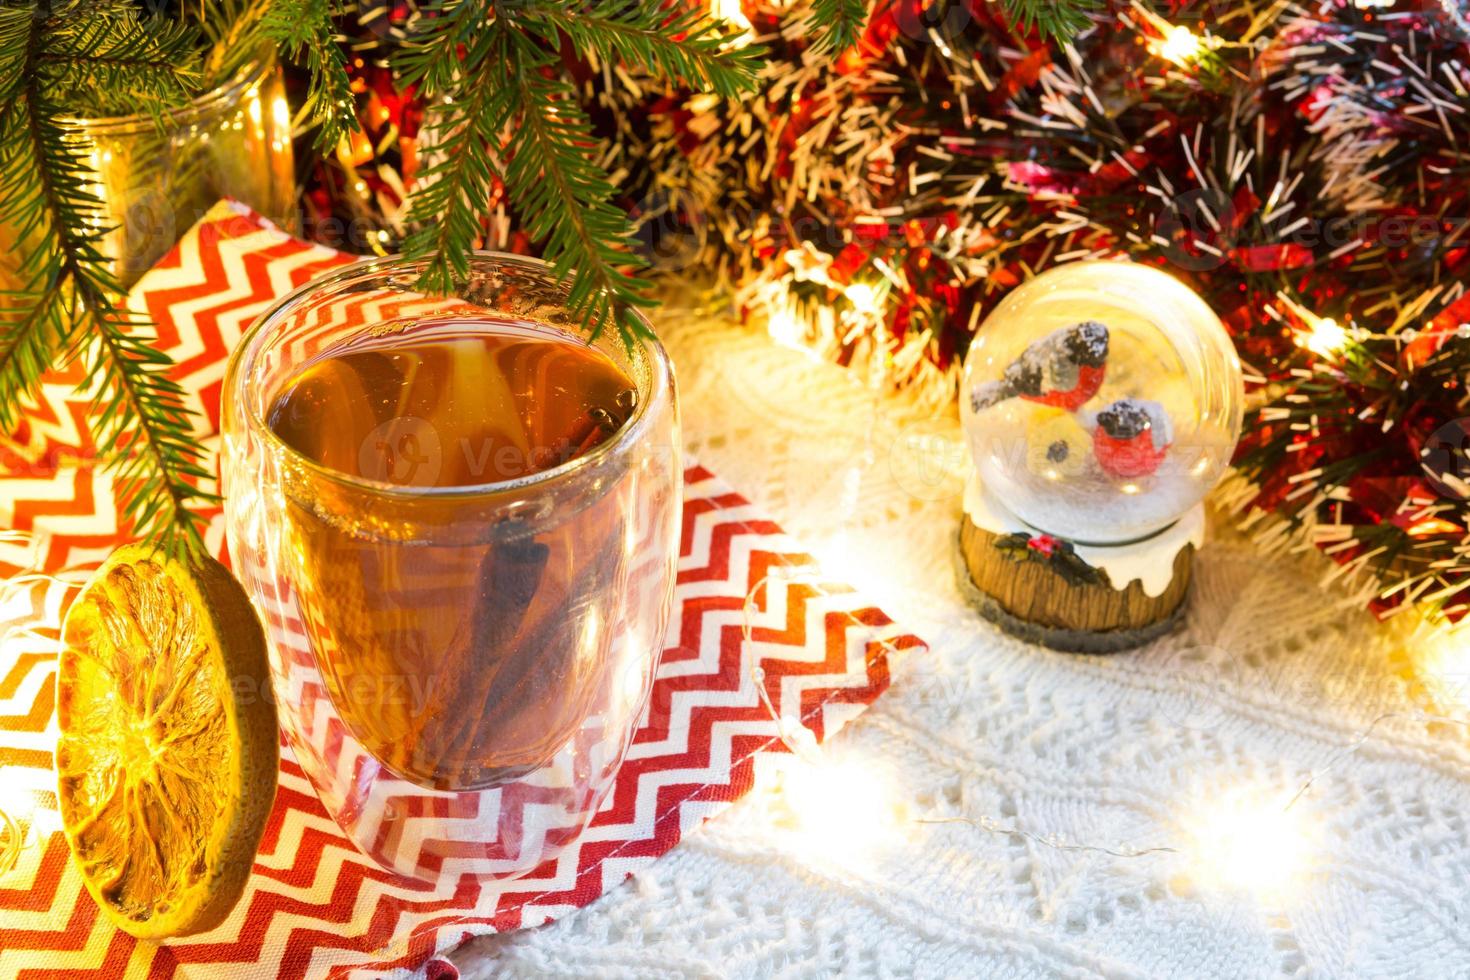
[56,545,278,939]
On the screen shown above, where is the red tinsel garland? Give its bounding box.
[300,0,1470,619]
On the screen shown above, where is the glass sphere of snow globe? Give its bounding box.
[961,261,1244,545]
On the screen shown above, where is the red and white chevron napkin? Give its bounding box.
[0,202,923,978]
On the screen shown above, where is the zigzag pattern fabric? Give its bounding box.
[0,202,923,977]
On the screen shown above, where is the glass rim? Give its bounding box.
[230,250,673,500]
[56,51,276,134]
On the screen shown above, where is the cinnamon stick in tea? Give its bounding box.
[267,317,639,790]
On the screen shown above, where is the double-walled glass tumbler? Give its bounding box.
[222,255,680,883]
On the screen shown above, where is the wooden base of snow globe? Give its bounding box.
[955,478,1201,653]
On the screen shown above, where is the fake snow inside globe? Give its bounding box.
[962,261,1244,546]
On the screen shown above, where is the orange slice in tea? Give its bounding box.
[56,545,278,939]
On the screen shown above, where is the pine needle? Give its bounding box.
[396,0,764,344]
[806,0,868,54]
[34,8,201,116]
[0,4,212,556]
[497,27,656,341]
[401,24,516,294]
[527,3,766,98]
[259,0,357,152]
[1000,0,1099,39]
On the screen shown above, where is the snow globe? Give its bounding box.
[956,261,1244,651]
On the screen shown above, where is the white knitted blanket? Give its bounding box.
[453,314,1470,979]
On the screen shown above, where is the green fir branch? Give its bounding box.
[79,306,216,557]
[999,0,1098,39]
[0,276,71,431]
[393,0,487,94]
[0,5,26,103]
[35,8,200,116]
[497,28,655,340]
[199,0,272,83]
[806,0,868,54]
[0,8,69,416]
[523,1,765,98]
[397,0,763,342]
[401,26,517,293]
[259,0,357,152]
[0,5,213,556]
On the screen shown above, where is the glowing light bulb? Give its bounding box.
[621,654,649,708]
[1406,517,1460,537]
[710,0,754,46]
[1415,625,1470,710]
[1182,783,1315,899]
[844,281,881,316]
[1153,26,1205,67]
[271,95,292,152]
[766,295,807,350]
[775,752,906,865]
[577,607,602,673]
[1300,317,1349,357]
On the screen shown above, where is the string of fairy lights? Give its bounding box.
[739,564,1470,903]
[4,504,1469,907]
